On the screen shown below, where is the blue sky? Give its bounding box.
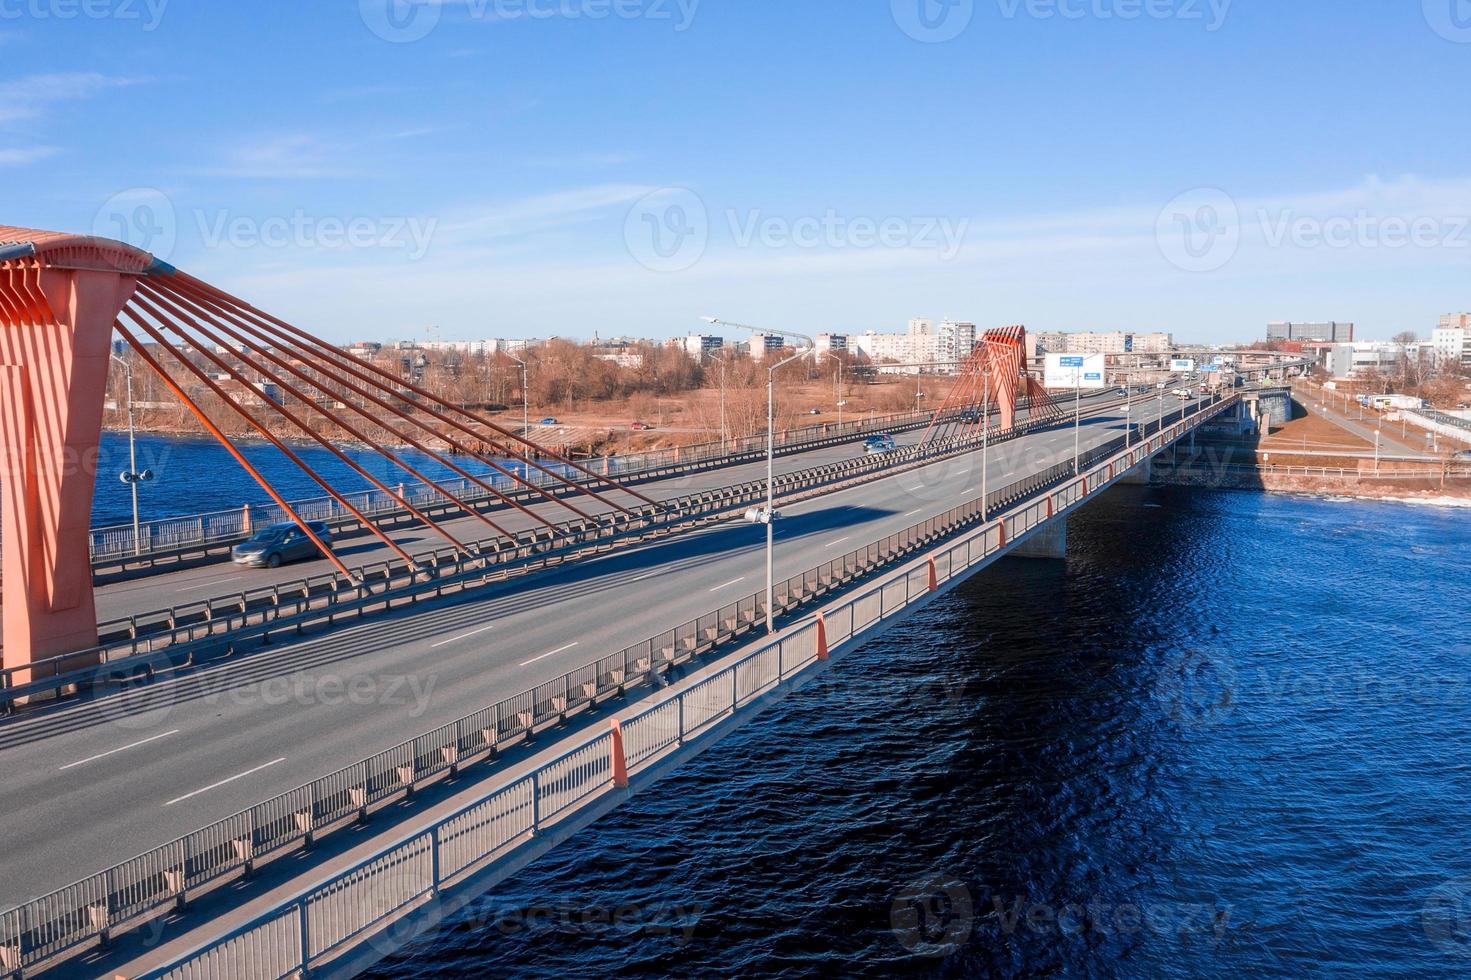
[3,0,1470,343]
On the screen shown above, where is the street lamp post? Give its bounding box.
[719,355,729,453]
[508,352,529,468]
[1073,365,1083,474]
[111,352,151,556]
[981,357,991,518]
[704,317,817,634]
[759,345,816,633]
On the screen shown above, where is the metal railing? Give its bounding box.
[0,394,1236,980]
[82,407,945,564]
[1,396,1092,708]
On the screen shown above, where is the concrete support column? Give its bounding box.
[1011,516,1067,560]
[1118,454,1153,485]
[1,265,138,671]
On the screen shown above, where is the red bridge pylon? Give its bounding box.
[0,226,654,676]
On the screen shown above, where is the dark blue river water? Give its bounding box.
[351,484,1469,979]
[89,431,525,528]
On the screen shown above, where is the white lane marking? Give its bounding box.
[628,570,662,583]
[59,729,180,771]
[430,624,497,648]
[825,536,850,548]
[709,577,746,592]
[164,758,286,807]
[178,577,240,593]
[905,508,925,517]
[519,642,579,667]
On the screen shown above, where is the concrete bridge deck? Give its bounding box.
[0,391,1208,914]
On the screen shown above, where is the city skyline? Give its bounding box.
[2,3,1470,343]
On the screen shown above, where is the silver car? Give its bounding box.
[231,521,332,569]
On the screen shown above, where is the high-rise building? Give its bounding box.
[682,334,724,361]
[749,334,786,361]
[1268,321,1354,343]
[936,320,976,366]
[1323,342,1404,379]
[852,330,939,372]
[1063,331,1173,355]
[1432,326,1470,372]
[1033,331,1067,354]
[815,333,849,357]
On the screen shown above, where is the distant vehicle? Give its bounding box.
[232,521,332,569]
[809,408,822,415]
[864,434,897,454]
[1455,449,1471,461]
[630,421,654,431]
[957,409,981,423]
[1157,382,1168,390]
[1175,388,1193,399]
[540,417,559,426]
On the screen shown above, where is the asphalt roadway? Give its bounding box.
[87,392,1127,624]
[0,390,1203,906]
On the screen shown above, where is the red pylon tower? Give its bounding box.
[0,226,655,676]
[919,324,1061,443]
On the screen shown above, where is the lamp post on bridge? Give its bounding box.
[111,351,153,556]
[705,317,818,634]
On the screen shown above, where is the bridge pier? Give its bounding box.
[1117,454,1153,485]
[1,233,149,674]
[1010,516,1067,560]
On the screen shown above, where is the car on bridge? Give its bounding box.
[231,521,333,569]
[864,434,897,454]
[540,417,560,426]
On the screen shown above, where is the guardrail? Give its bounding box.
[0,393,1237,980]
[1155,461,1471,481]
[82,406,947,565]
[2,396,1094,709]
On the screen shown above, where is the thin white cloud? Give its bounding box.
[518,150,638,169]
[0,72,142,125]
[194,134,360,179]
[0,145,59,165]
[435,183,657,243]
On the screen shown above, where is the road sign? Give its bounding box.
[1045,353,1106,390]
